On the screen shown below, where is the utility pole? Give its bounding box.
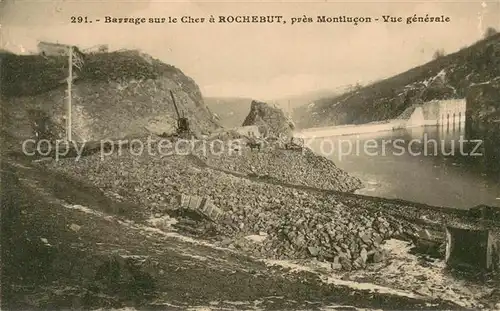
[66,46,73,142]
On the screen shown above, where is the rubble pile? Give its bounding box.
[208,97,363,192]
[44,149,417,271]
[271,215,401,270]
[196,147,363,192]
[207,129,245,141]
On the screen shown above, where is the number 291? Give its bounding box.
[71,16,89,23]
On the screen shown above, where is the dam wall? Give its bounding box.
[421,99,466,126]
[295,120,406,138]
[296,98,466,138]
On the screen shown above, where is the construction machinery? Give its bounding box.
[245,130,263,151]
[247,138,262,151]
[284,137,304,151]
[169,90,192,137]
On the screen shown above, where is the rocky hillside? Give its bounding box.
[242,100,295,137]
[271,89,340,114]
[0,49,221,149]
[294,33,500,128]
[466,77,500,128]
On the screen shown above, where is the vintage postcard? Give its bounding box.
[1,0,500,310]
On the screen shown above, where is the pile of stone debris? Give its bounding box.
[219,196,415,271]
[195,145,363,193]
[44,147,419,271]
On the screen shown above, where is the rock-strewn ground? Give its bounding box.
[40,141,465,272]
[3,158,466,310]
[196,145,363,192]
[17,137,499,309]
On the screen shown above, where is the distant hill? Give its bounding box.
[294,33,500,128]
[269,89,341,115]
[206,89,339,128]
[204,97,253,128]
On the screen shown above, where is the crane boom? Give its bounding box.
[168,90,191,136]
[170,90,182,119]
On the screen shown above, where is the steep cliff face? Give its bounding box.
[465,78,500,174]
[242,100,295,138]
[466,77,500,128]
[1,50,221,149]
[294,33,500,128]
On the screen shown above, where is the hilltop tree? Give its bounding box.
[484,27,498,38]
[347,82,363,93]
[433,49,446,60]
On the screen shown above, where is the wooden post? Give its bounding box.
[445,227,452,263]
[67,46,73,142]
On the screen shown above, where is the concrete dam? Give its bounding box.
[407,99,467,127]
[296,98,467,138]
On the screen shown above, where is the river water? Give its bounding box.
[307,125,500,209]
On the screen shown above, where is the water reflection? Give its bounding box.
[404,125,467,157]
[308,124,500,209]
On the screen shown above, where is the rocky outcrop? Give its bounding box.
[0,49,221,149]
[242,100,295,138]
[466,77,500,130]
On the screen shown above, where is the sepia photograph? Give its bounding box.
[1,0,500,310]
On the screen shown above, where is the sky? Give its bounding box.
[1,0,499,99]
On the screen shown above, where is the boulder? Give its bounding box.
[242,100,295,138]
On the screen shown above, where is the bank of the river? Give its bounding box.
[302,125,500,209]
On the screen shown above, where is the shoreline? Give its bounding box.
[294,122,466,139]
